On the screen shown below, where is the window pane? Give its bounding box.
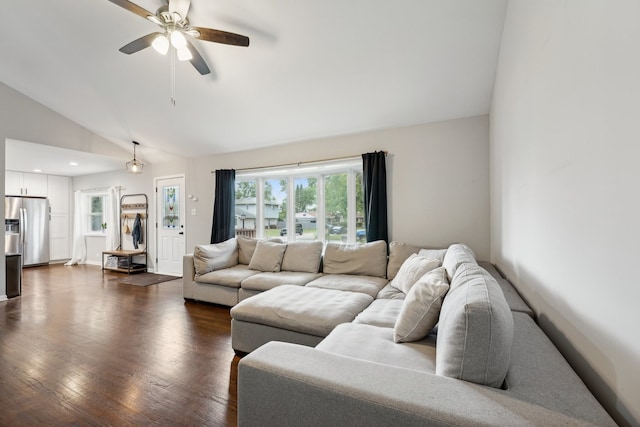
[266,179,285,238]
[294,177,316,241]
[356,171,365,243]
[91,196,102,214]
[162,186,180,229]
[325,174,347,243]
[235,180,256,235]
[91,214,102,232]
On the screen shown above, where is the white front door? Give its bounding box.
[155,175,186,276]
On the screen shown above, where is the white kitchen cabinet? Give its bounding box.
[5,171,48,197]
[47,175,71,261]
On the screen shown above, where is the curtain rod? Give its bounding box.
[80,186,125,193]
[211,151,388,173]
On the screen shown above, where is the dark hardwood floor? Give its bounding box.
[0,264,240,426]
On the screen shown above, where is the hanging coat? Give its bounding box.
[132,213,143,249]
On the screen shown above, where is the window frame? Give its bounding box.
[236,158,363,244]
[85,192,108,235]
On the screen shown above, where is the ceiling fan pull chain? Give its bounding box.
[171,46,177,106]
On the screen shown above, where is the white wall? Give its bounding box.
[491,2,640,426]
[0,83,131,299]
[71,164,189,271]
[183,115,490,259]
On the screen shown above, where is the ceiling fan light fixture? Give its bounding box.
[170,30,187,48]
[177,46,192,61]
[152,34,169,55]
[147,15,162,26]
[126,141,144,174]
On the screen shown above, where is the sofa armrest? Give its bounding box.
[238,342,598,427]
[183,254,196,299]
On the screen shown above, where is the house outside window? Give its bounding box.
[236,158,364,244]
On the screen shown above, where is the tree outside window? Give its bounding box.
[236,158,363,244]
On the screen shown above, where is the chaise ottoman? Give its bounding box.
[230,284,374,354]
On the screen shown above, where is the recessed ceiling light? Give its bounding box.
[69,162,79,166]
[33,169,42,173]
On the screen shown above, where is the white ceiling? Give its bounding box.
[5,139,125,177]
[0,0,507,162]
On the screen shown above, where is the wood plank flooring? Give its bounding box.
[0,264,240,426]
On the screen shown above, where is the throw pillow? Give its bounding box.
[394,267,449,343]
[417,248,447,265]
[237,236,284,265]
[389,254,440,294]
[193,238,238,276]
[247,240,287,272]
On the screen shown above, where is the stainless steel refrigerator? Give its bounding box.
[5,196,49,266]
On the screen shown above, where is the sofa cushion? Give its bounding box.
[376,284,406,300]
[417,248,447,264]
[305,274,388,298]
[317,323,437,374]
[241,271,323,292]
[195,264,260,288]
[237,236,259,265]
[322,240,387,278]
[386,241,421,280]
[281,240,323,273]
[394,267,449,343]
[389,254,440,294]
[248,241,287,272]
[442,243,477,280]
[193,238,238,276]
[436,263,514,388]
[353,299,405,328]
[230,285,373,337]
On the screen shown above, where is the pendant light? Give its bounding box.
[126,141,144,174]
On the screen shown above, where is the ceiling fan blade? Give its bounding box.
[107,0,155,20]
[119,32,162,54]
[169,0,191,19]
[193,27,250,47]
[186,41,211,75]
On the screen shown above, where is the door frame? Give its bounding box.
[154,173,186,275]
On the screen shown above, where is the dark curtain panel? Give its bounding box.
[362,151,388,243]
[211,169,236,244]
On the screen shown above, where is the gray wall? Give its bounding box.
[491,2,639,426]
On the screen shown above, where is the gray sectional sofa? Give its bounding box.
[182,237,615,426]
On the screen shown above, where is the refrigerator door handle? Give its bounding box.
[20,208,26,246]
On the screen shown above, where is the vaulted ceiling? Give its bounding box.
[0,0,507,163]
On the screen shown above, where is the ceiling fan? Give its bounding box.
[108,0,249,75]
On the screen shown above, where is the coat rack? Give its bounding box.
[101,194,148,274]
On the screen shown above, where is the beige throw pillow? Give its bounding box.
[389,254,440,294]
[193,238,238,276]
[247,240,287,272]
[237,236,284,265]
[394,267,449,343]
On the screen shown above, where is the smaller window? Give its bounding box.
[88,194,107,233]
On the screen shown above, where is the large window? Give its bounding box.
[236,158,364,244]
